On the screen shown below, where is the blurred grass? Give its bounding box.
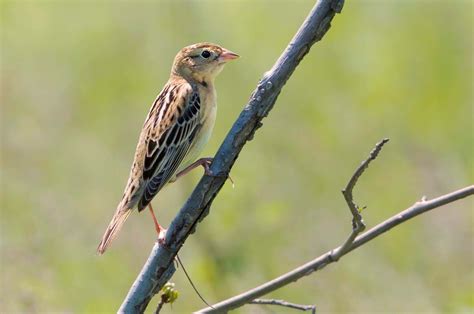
[1,0,473,313]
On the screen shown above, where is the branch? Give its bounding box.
[197,185,474,312]
[332,138,389,261]
[119,0,345,312]
[249,299,316,313]
[343,138,389,224]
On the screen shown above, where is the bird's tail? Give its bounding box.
[97,207,132,255]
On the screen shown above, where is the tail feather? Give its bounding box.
[97,208,132,255]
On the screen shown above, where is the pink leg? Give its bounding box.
[175,157,214,179]
[148,204,167,244]
[175,157,234,186]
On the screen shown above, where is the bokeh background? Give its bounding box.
[1,0,473,313]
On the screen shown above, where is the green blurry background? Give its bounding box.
[1,0,473,313]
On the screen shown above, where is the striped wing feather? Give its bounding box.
[97,80,201,254]
[137,83,201,210]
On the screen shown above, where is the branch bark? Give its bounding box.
[119,0,345,312]
[249,299,316,313]
[196,185,474,313]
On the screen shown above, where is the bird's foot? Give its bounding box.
[201,158,235,188]
[148,204,168,245]
[157,228,168,245]
[199,157,214,176]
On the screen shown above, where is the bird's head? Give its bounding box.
[171,43,239,84]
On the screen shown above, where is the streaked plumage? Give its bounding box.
[97,43,238,254]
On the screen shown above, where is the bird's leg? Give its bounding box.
[148,204,167,244]
[174,157,234,186]
[175,157,214,178]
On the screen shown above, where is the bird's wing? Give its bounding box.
[97,80,200,254]
[126,81,201,211]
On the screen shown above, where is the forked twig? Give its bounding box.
[331,138,389,261]
[196,153,473,313]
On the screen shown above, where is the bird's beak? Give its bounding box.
[218,49,239,62]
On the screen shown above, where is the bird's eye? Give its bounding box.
[201,50,211,58]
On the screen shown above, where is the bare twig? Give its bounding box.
[119,0,344,312]
[197,185,474,312]
[245,139,388,312]
[331,138,389,261]
[250,298,316,313]
[343,138,389,224]
[154,299,164,314]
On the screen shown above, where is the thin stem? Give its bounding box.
[332,138,389,260]
[154,299,164,314]
[175,254,214,309]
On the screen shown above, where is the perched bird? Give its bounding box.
[97,43,239,254]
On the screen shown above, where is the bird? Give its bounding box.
[97,43,239,254]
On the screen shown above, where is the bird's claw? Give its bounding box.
[157,228,168,245]
[201,158,235,188]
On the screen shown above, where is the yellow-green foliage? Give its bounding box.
[1,1,472,313]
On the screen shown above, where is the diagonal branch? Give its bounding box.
[197,185,474,313]
[119,0,345,312]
